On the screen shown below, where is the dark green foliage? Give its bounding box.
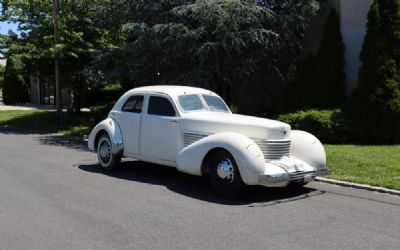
[90,102,115,123]
[282,55,318,111]
[346,0,400,144]
[277,109,348,143]
[2,57,29,104]
[1,0,120,111]
[283,8,345,112]
[93,0,279,104]
[92,0,319,115]
[0,64,4,88]
[84,89,122,107]
[315,8,345,107]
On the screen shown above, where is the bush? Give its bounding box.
[277,109,348,144]
[283,8,345,112]
[346,0,400,144]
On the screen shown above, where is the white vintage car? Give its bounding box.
[88,85,330,197]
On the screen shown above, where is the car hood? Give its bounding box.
[181,112,291,140]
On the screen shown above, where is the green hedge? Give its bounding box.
[277,109,348,144]
[345,0,400,144]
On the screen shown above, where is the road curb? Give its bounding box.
[316,177,400,196]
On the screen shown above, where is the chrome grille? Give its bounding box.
[290,170,317,181]
[254,139,291,160]
[183,132,209,147]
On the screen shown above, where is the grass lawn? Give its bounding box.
[325,144,400,190]
[0,110,93,136]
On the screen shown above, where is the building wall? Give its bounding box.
[340,0,373,94]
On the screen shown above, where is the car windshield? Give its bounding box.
[178,95,205,112]
[202,95,230,112]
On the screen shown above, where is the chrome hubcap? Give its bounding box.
[217,158,234,183]
[99,140,111,164]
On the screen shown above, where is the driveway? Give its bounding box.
[1,127,399,250]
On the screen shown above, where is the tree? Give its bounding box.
[2,56,29,104]
[92,0,319,115]
[0,0,119,111]
[346,0,400,143]
[0,64,4,89]
[314,8,345,107]
[283,8,345,112]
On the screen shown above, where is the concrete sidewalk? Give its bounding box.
[0,89,55,111]
[0,103,55,111]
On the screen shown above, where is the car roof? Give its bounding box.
[125,85,218,99]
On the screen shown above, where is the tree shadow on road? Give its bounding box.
[1,125,89,152]
[38,135,90,152]
[78,160,324,206]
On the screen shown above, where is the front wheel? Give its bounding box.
[97,134,121,170]
[209,150,246,198]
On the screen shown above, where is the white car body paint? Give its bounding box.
[88,85,331,188]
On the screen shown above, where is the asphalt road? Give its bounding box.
[1,127,400,250]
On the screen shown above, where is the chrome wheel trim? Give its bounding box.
[216,158,235,183]
[98,138,112,166]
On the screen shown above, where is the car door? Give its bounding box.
[118,95,144,156]
[140,94,182,163]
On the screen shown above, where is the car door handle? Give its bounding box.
[169,119,178,123]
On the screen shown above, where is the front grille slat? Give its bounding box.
[254,139,291,160]
[290,171,317,180]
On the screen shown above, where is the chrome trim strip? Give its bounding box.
[183,131,209,147]
[289,170,317,181]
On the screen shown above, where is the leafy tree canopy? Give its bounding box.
[92,0,319,115]
[0,0,120,109]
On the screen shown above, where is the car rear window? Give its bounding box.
[122,95,144,113]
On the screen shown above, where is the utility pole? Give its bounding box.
[52,0,62,126]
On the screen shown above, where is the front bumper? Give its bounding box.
[258,158,331,187]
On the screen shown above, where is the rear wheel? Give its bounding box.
[209,150,246,198]
[97,134,121,170]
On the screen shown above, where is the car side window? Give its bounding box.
[148,96,176,117]
[122,95,144,113]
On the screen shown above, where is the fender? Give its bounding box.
[290,130,327,171]
[87,118,124,155]
[176,132,266,185]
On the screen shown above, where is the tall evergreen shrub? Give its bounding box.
[315,8,345,107]
[346,0,400,143]
[283,8,345,112]
[2,57,29,104]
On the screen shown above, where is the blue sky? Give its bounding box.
[0,21,19,35]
